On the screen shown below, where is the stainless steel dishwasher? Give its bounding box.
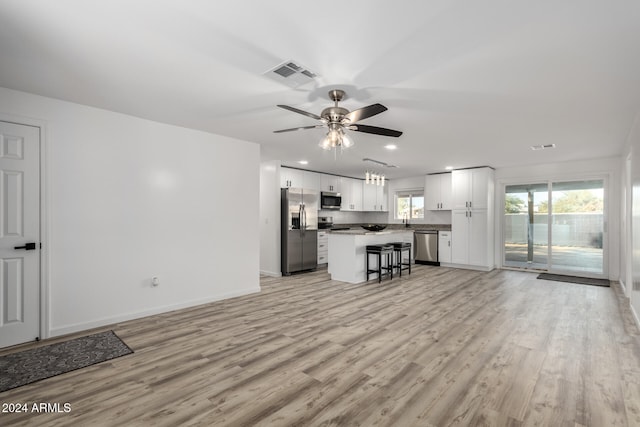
[414,230,439,265]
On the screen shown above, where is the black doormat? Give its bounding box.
[537,273,610,287]
[0,330,133,393]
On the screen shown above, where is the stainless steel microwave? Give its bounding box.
[320,191,341,210]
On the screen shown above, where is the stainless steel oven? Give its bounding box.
[320,191,341,210]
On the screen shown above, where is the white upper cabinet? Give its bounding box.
[363,183,388,212]
[280,167,320,190]
[451,167,492,210]
[280,167,303,188]
[340,177,363,211]
[352,180,364,211]
[304,171,321,191]
[425,173,452,210]
[380,185,388,211]
[320,174,341,193]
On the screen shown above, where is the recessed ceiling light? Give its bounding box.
[298,160,308,165]
[384,144,397,150]
[445,166,454,170]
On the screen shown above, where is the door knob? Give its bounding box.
[14,242,36,250]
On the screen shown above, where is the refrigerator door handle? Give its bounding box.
[299,204,303,234]
[302,204,307,231]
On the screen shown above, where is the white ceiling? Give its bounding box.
[1,0,639,179]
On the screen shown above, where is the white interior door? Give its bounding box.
[0,121,40,348]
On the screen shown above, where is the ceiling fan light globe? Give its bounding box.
[327,129,341,144]
[319,136,333,150]
[341,133,354,148]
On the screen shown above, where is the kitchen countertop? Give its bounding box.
[328,229,414,236]
[326,223,451,232]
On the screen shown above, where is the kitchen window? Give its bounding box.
[395,190,424,220]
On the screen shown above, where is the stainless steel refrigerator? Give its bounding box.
[281,188,318,275]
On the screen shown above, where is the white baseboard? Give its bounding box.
[442,263,494,272]
[48,287,260,338]
[260,269,282,277]
[631,302,640,332]
[619,278,627,294]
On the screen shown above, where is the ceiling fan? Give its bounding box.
[274,89,402,150]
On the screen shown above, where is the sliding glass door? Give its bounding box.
[503,179,605,277]
[550,180,604,274]
[504,183,549,269]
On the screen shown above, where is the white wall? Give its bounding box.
[495,158,621,280]
[623,113,640,327]
[260,160,281,276]
[0,87,260,337]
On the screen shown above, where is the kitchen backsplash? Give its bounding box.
[318,210,364,224]
[318,209,451,226]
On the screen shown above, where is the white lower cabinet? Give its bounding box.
[451,209,493,269]
[438,231,452,263]
[317,231,328,265]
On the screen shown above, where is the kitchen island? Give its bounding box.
[327,229,414,284]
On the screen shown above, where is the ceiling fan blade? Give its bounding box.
[277,105,322,120]
[349,124,403,137]
[273,125,324,133]
[343,103,387,123]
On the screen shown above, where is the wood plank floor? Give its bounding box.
[1,266,640,426]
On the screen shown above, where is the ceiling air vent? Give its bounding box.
[363,158,398,168]
[264,60,318,88]
[530,144,556,151]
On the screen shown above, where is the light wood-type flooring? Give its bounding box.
[1,266,640,426]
